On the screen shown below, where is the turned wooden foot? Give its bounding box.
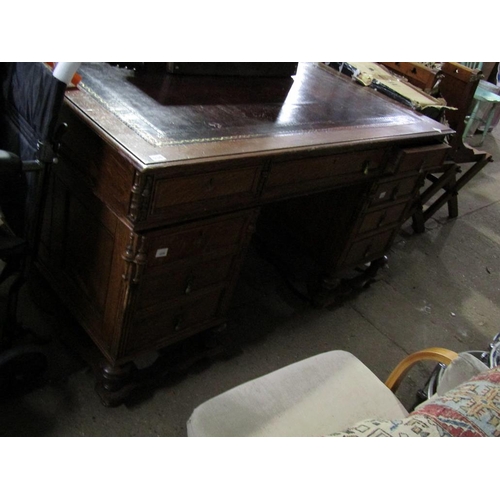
[95,360,138,407]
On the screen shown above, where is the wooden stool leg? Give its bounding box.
[447,194,459,219]
[446,172,459,219]
[412,206,426,233]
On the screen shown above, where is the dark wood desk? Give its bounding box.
[37,63,452,405]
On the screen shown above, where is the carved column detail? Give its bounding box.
[132,236,147,285]
[121,232,136,282]
[128,171,144,222]
[128,171,153,223]
[139,176,153,221]
[117,232,148,359]
[121,232,148,286]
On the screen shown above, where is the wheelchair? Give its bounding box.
[0,62,75,395]
[418,331,500,401]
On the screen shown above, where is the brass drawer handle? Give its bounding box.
[363,160,371,175]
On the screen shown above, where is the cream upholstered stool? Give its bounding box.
[187,348,459,437]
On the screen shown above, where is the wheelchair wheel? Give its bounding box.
[419,350,490,400]
[0,345,47,395]
[489,332,500,367]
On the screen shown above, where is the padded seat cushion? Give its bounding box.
[187,350,408,437]
[329,366,500,437]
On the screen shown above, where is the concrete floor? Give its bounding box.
[1,128,500,437]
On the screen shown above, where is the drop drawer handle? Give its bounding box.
[363,160,371,175]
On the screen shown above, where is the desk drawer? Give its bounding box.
[391,144,450,174]
[369,175,419,207]
[144,211,254,269]
[136,254,235,308]
[128,288,225,353]
[150,163,262,222]
[262,148,387,199]
[357,202,408,236]
[343,229,395,266]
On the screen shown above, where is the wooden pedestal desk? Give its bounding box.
[37,63,453,405]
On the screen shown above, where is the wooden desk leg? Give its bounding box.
[95,360,139,407]
[93,325,236,407]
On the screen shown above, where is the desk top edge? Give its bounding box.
[64,63,454,169]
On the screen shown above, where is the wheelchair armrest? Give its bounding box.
[0,234,27,257]
[0,150,22,177]
[0,149,41,175]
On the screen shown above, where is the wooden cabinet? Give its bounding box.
[256,142,450,286]
[40,163,258,361]
[126,209,258,357]
[36,62,453,404]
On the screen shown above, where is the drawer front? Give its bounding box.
[150,164,262,221]
[145,211,253,269]
[136,254,235,308]
[357,202,408,236]
[370,175,419,207]
[59,105,136,218]
[391,144,450,174]
[343,229,395,266]
[127,288,225,353]
[262,148,387,199]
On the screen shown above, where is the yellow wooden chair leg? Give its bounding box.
[385,347,459,392]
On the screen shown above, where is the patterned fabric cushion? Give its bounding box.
[329,366,500,437]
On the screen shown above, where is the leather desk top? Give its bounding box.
[64,62,453,168]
